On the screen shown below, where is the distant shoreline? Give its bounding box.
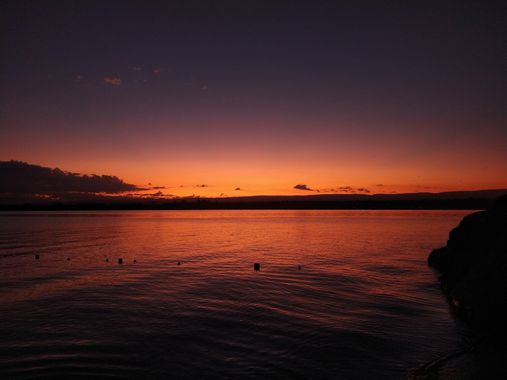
[2,189,506,211]
[0,200,496,211]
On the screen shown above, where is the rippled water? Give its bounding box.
[0,210,470,379]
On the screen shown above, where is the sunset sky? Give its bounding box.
[1,1,506,197]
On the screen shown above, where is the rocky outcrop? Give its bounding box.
[428,195,507,336]
[414,197,507,379]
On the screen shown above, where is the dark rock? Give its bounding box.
[427,247,449,271]
[428,196,507,336]
[419,196,507,379]
[177,261,181,266]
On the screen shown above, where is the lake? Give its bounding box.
[0,210,470,379]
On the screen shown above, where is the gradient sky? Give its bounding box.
[1,0,506,197]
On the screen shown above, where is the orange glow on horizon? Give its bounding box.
[2,114,506,197]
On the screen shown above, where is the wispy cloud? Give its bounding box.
[130,191,175,198]
[103,77,122,86]
[327,186,370,194]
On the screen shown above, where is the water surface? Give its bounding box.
[0,210,470,379]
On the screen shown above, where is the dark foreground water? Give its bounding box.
[0,210,471,379]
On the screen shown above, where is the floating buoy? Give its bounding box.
[298,265,301,270]
[105,258,109,262]
[133,259,137,263]
[35,254,40,260]
[118,258,123,264]
[67,257,70,261]
[254,263,260,271]
[177,261,181,266]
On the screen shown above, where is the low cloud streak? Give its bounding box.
[294,184,314,191]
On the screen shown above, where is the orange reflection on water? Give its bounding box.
[0,210,470,306]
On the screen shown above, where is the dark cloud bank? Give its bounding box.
[0,161,139,195]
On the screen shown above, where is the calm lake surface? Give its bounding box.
[0,210,471,379]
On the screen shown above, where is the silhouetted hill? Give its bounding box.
[212,189,507,203]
